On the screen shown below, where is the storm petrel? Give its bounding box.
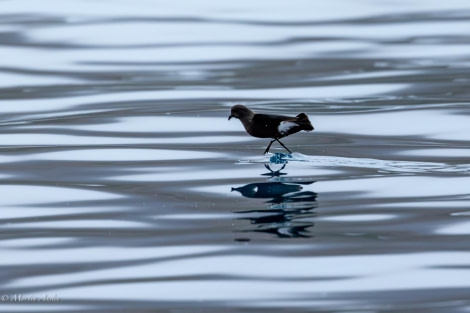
[228,104,314,154]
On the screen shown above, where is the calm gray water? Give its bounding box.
[1,1,470,312]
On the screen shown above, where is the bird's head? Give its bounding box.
[228,104,253,120]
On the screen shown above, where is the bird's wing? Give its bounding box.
[252,113,301,138]
[252,113,290,128]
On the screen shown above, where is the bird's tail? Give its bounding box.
[296,113,314,131]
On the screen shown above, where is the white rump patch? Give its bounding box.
[278,121,298,134]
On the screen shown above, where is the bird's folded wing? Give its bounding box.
[253,113,301,137]
[252,113,291,127]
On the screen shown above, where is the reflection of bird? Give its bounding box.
[232,179,317,238]
[262,163,287,177]
[248,216,314,238]
[231,182,302,199]
[228,104,314,154]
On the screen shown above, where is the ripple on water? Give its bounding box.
[30,149,223,162]
[316,176,470,199]
[0,185,122,207]
[436,221,470,235]
[6,251,470,302]
[243,153,470,174]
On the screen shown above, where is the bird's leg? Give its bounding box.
[264,139,275,154]
[275,139,292,154]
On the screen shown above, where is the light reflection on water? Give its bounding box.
[2,0,470,312]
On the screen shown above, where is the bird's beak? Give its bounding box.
[228,115,233,120]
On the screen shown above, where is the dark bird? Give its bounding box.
[228,104,314,154]
[231,182,302,199]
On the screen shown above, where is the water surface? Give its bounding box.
[1,0,470,312]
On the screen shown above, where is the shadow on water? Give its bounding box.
[231,153,317,238]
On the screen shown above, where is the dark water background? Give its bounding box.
[1,1,470,312]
